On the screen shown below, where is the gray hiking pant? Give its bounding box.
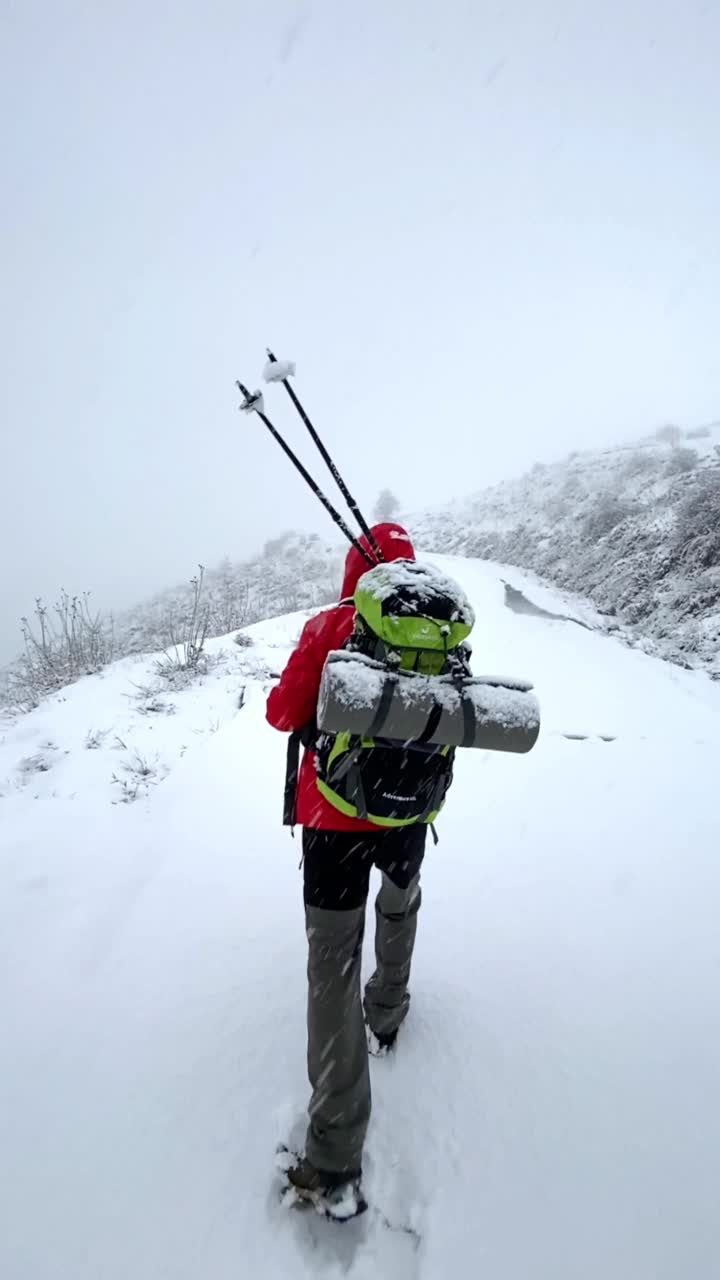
[304,866,422,1175]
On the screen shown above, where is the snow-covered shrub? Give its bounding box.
[619,450,662,481]
[17,752,53,777]
[135,695,176,716]
[6,593,114,712]
[206,559,251,635]
[581,494,637,540]
[665,447,699,477]
[111,749,164,803]
[674,473,720,571]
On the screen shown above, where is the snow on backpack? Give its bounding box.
[308,559,538,830]
[312,560,476,828]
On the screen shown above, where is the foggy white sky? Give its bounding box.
[2,0,719,662]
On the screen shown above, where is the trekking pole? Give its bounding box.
[236,383,376,568]
[263,350,384,562]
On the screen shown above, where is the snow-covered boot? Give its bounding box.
[283,1154,367,1221]
[367,1025,398,1057]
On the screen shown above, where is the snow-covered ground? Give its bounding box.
[2,556,719,1280]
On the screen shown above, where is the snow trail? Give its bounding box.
[2,556,719,1278]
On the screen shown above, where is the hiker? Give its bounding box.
[266,521,427,1209]
[249,358,537,1218]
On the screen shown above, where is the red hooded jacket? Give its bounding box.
[266,522,416,831]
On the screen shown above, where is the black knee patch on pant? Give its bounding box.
[302,827,427,910]
[303,831,373,910]
[373,826,426,890]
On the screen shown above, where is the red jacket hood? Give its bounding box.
[340,523,416,599]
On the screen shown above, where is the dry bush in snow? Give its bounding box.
[6,592,114,712]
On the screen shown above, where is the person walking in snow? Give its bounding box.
[266,522,426,1210]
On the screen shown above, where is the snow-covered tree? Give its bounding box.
[654,424,684,446]
[374,488,401,521]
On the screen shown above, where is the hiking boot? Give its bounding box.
[287,1157,360,1193]
[367,1026,398,1057]
[286,1156,367,1220]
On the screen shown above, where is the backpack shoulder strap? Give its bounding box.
[283,731,302,828]
[283,721,318,828]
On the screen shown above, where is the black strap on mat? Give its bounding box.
[366,674,398,739]
[416,700,444,746]
[461,691,476,748]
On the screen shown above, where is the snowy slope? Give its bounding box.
[2,556,719,1280]
[412,430,720,675]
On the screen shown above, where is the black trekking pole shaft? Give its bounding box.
[236,383,376,568]
[266,350,384,562]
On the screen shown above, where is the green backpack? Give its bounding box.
[314,560,474,828]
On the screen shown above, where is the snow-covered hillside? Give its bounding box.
[114,532,344,657]
[0,533,343,714]
[5,427,718,716]
[2,555,719,1280]
[413,423,720,677]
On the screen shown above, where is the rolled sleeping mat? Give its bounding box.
[317,651,540,754]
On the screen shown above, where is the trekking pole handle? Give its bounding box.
[236,379,376,567]
[264,350,384,563]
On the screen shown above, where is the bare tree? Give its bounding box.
[156,566,211,684]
